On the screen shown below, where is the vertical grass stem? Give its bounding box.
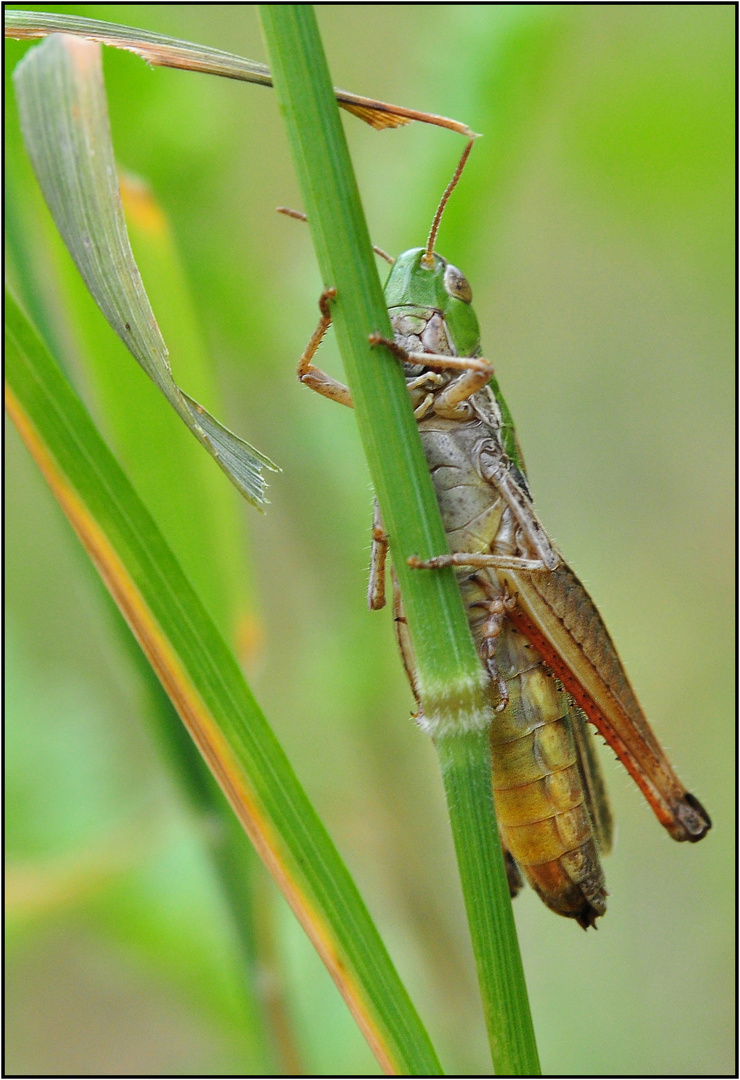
[260,6,540,1073]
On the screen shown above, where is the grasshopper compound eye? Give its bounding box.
[444,263,472,304]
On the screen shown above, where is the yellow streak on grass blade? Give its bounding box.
[5,381,401,1076]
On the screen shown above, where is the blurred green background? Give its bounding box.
[5,4,734,1075]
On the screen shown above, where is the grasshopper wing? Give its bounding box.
[570,703,613,856]
[501,560,710,843]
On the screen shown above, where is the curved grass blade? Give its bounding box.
[95,171,256,639]
[12,32,277,509]
[5,287,443,1077]
[4,8,475,136]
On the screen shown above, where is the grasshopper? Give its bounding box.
[285,140,710,928]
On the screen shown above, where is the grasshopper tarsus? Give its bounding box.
[504,849,525,898]
[318,285,337,318]
[678,793,712,841]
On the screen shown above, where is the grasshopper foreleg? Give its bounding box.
[298,288,354,407]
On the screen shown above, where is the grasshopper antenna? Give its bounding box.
[422,136,476,268]
[276,207,394,265]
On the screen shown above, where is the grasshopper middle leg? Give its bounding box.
[368,333,493,419]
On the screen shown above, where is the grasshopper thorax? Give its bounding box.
[384,247,481,359]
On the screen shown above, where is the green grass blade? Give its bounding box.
[260,6,540,1072]
[13,32,276,507]
[5,287,443,1078]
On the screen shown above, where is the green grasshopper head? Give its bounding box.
[384,247,481,359]
[383,139,481,359]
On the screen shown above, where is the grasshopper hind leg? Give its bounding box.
[390,571,423,708]
[367,499,389,611]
